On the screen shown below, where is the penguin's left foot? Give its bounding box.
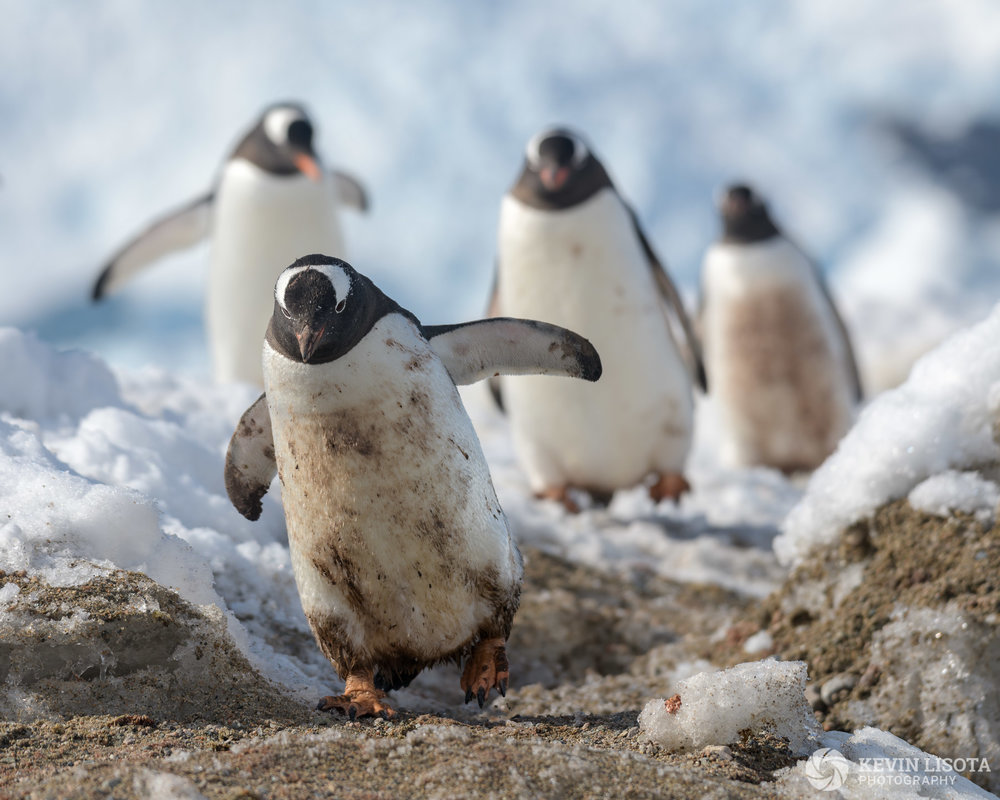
[649,472,690,503]
[317,670,396,720]
[460,637,509,708]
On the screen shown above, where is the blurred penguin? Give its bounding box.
[92,101,368,386]
[699,184,862,472]
[490,126,706,512]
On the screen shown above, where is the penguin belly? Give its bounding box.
[263,314,520,674]
[497,190,693,494]
[209,161,346,385]
[701,239,854,471]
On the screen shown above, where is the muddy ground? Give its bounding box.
[1,499,996,798]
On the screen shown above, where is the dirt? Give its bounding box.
[0,547,797,800]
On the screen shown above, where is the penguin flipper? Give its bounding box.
[484,263,505,410]
[92,191,214,300]
[627,207,708,393]
[422,318,602,386]
[808,257,864,403]
[224,393,277,521]
[332,170,369,213]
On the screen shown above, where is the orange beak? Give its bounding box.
[540,165,570,191]
[293,152,322,182]
[296,324,326,361]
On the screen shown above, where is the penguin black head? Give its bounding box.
[717,184,780,244]
[512,127,614,209]
[233,102,323,180]
[268,255,402,364]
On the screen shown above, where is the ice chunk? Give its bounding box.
[638,660,820,754]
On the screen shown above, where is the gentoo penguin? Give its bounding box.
[224,254,601,718]
[699,184,862,472]
[490,126,706,511]
[91,102,368,386]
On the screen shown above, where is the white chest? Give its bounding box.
[206,161,347,383]
[495,191,693,489]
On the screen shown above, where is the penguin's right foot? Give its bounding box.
[317,670,396,720]
[649,472,691,504]
[534,486,581,513]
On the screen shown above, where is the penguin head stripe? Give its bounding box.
[264,106,309,147]
[525,127,590,170]
[275,259,353,314]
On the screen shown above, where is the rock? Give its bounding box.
[818,674,857,707]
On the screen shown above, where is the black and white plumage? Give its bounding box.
[490,127,706,510]
[224,255,601,717]
[91,102,368,386]
[699,184,862,472]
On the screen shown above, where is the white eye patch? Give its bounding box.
[274,262,352,313]
[524,128,590,169]
[264,107,305,146]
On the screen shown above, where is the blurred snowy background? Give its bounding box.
[4,0,1000,387]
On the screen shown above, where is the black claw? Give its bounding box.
[465,688,474,704]
[498,679,507,697]
[316,699,326,711]
[348,705,357,721]
[477,687,486,708]
[379,710,389,720]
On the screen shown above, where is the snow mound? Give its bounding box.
[638,660,820,755]
[777,304,1000,566]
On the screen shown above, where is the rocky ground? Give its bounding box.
[0,501,996,799]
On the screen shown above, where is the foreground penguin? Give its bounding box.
[225,254,601,718]
[491,127,706,511]
[92,102,368,386]
[699,184,862,472]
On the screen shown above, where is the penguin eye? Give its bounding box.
[335,299,347,314]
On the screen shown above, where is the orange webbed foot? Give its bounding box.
[317,670,396,720]
[649,472,690,504]
[460,637,509,708]
[534,486,581,513]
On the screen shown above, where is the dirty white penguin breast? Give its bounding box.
[264,315,516,658]
[701,238,854,467]
[498,189,692,491]
[209,160,346,384]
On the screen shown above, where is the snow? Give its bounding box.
[638,660,821,755]
[780,728,997,799]
[908,470,1000,523]
[776,306,1000,566]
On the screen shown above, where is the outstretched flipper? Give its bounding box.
[91,192,214,300]
[332,170,370,213]
[628,207,708,392]
[224,394,277,521]
[423,318,602,386]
